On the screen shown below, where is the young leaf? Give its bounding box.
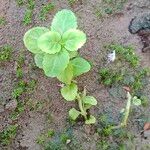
[38,31,61,54]
[57,63,73,84]
[51,9,77,34]
[61,83,78,101]
[82,96,97,106]
[132,96,142,106]
[43,50,69,77]
[34,53,44,69]
[23,27,49,54]
[71,57,91,77]
[62,29,86,51]
[85,115,96,124]
[69,108,80,120]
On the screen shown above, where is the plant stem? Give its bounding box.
[111,92,132,129]
[77,94,87,119]
[121,92,132,127]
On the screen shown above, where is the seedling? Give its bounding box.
[0,17,6,26]
[0,45,13,62]
[15,0,24,6]
[112,92,142,129]
[0,124,18,145]
[23,9,97,124]
[23,9,33,25]
[39,3,55,21]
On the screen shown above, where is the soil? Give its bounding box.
[0,0,150,150]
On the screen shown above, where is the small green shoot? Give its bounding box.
[0,45,13,62]
[109,44,139,67]
[39,3,55,21]
[23,9,33,25]
[27,0,35,10]
[112,92,142,129]
[15,0,24,6]
[0,124,18,145]
[0,17,6,26]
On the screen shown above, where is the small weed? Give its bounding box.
[16,68,23,78]
[68,0,78,5]
[27,0,35,10]
[15,0,24,6]
[0,124,18,145]
[39,3,55,21]
[0,17,6,26]
[0,45,13,62]
[99,68,124,86]
[23,9,33,25]
[109,44,139,67]
[36,129,55,145]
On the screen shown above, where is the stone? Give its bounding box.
[5,100,17,111]
[129,13,150,34]
[0,105,5,113]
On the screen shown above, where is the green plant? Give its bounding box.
[99,68,123,86]
[23,9,97,124]
[27,0,35,10]
[109,44,139,67]
[0,45,12,62]
[15,0,24,6]
[112,92,142,128]
[0,17,6,26]
[23,9,33,25]
[39,3,55,21]
[68,0,78,5]
[0,124,18,145]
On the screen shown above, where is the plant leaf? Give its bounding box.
[38,31,61,54]
[85,115,96,124]
[57,63,73,84]
[84,104,92,110]
[69,108,81,120]
[43,50,69,77]
[132,96,142,106]
[51,9,77,34]
[23,27,49,54]
[34,53,44,69]
[69,51,78,59]
[61,83,78,101]
[62,29,86,51]
[82,96,97,106]
[71,57,91,77]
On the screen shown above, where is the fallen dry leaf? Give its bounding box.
[144,122,150,131]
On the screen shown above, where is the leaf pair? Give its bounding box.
[58,57,91,84]
[69,108,96,124]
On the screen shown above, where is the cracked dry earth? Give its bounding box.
[0,0,150,150]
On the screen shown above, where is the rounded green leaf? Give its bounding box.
[51,9,77,34]
[61,83,78,101]
[38,31,61,54]
[83,96,97,106]
[57,63,73,84]
[43,50,69,77]
[34,53,44,69]
[63,29,86,51]
[85,115,96,124]
[132,96,142,106]
[23,27,49,54]
[71,57,91,77]
[69,108,81,120]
